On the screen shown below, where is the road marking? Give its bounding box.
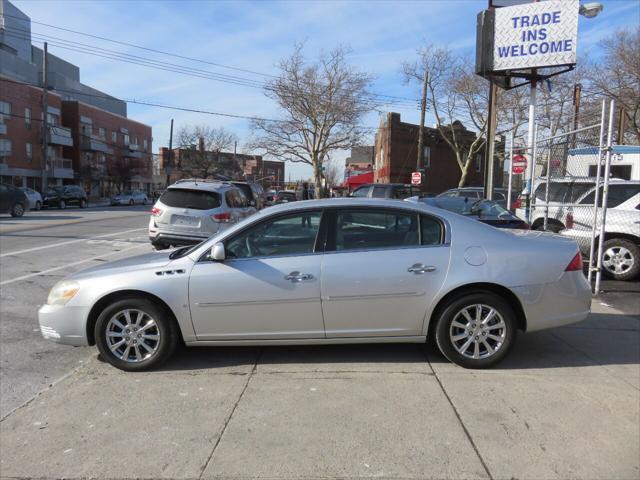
[0,244,148,286]
[0,227,146,258]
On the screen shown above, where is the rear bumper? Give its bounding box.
[512,271,592,332]
[38,304,90,346]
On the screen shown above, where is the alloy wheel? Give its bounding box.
[449,304,506,360]
[603,246,634,275]
[105,309,161,363]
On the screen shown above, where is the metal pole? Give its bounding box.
[507,130,514,210]
[166,118,173,187]
[527,124,538,225]
[587,100,607,284]
[523,78,537,219]
[543,121,553,231]
[595,100,616,294]
[417,70,428,173]
[484,82,498,200]
[41,42,49,191]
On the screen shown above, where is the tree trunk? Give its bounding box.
[458,163,470,188]
[313,160,323,199]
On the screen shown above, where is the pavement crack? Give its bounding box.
[424,351,494,480]
[198,347,263,479]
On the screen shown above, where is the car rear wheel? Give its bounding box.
[95,298,178,371]
[129,199,134,206]
[602,238,639,281]
[10,202,25,217]
[151,241,170,250]
[59,200,66,209]
[435,292,516,369]
[35,201,41,210]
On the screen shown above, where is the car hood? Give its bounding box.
[70,251,174,280]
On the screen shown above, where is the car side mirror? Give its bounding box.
[211,242,226,261]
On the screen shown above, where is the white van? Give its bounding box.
[565,145,640,181]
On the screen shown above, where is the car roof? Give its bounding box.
[167,180,235,192]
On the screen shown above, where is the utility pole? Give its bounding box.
[41,42,49,191]
[166,118,174,187]
[416,69,428,174]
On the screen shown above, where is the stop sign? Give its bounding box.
[411,171,422,185]
[511,154,527,175]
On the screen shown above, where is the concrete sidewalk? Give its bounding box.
[1,301,638,480]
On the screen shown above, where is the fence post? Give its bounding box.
[587,99,608,285]
[507,130,514,210]
[594,99,616,294]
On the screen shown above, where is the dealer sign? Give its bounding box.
[493,0,578,71]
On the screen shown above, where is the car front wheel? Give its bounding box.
[80,199,87,208]
[602,238,639,281]
[435,292,516,369]
[35,201,41,211]
[59,200,66,209]
[95,298,178,371]
[10,202,25,217]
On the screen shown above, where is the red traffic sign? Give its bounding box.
[511,154,527,175]
[411,171,422,185]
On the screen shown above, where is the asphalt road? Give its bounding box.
[0,205,152,418]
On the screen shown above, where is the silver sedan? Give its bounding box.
[38,198,592,371]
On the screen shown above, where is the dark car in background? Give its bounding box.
[438,187,515,209]
[231,181,265,210]
[274,190,297,203]
[43,185,88,209]
[349,183,423,199]
[0,183,28,217]
[411,196,529,230]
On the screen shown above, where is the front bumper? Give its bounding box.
[38,304,90,346]
[512,271,592,332]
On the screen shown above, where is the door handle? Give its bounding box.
[407,263,436,274]
[284,271,314,282]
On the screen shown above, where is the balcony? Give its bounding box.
[51,158,74,179]
[80,133,113,154]
[48,125,74,147]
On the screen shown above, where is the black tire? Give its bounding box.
[95,297,178,371]
[434,292,517,369]
[152,242,169,251]
[601,238,640,281]
[129,199,134,206]
[532,219,563,233]
[10,202,25,217]
[59,200,66,210]
[35,201,41,211]
[80,198,87,208]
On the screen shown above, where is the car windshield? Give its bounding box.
[46,187,63,195]
[160,188,221,210]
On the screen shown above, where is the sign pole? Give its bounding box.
[484,82,498,200]
[524,77,537,220]
[507,130,514,210]
[587,99,607,284]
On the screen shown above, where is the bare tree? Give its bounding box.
[323,155,343,187]
[404,45,529,187]
[176,125,239,178]
[251,45,372,197]
[587,27,640,143]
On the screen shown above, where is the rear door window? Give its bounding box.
[371,185,387,198]
[160,188,221,210]
[335,209,419,251]
[351,186,371,197]
[392,186,414,199]
[607,184,640,208]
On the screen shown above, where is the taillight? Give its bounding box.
[565,252,583,272]
[212,212,232,223]
[151,207,162,216]
[565,213,574,229]
[513,195,521,209]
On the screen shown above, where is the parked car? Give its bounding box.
[39,198,591,372]
[274,190,297,203]
[111,190,149,206]
[0,183,28,217]
[438,187,515,209]
[148,179,257,249]
[349,183,422,199]
[19,187,43,210]
[412,196,529,229]
[514,177,601,231]
[265,190,277,206]
[231,181,265,209]
[42,185,88,209]
[559,181,640,281]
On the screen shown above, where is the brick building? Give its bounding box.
[374,112,501,194]
[345,146,374,179]
[159,147,285,189]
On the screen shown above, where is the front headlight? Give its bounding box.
[47,280,80,305]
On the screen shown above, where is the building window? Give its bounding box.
[47,113,59,126]
[0,139,12,156]
[143,139,148,151]
[98,127,105,138]
[423,146,431,168]
[0,101,10,122]
[475,153,482,172]
[24,107,31,128]
[123,133,130,145]
[111,131,116,142]
[26,142,32,161]
[81,123,91,136]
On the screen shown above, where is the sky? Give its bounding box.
[13,0,640,181]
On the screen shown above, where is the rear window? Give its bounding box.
[234,184,253,200]
[160,188,221,210]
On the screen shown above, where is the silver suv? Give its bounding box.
[148,179,256,249]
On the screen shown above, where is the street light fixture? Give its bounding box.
[579,2,604,18]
